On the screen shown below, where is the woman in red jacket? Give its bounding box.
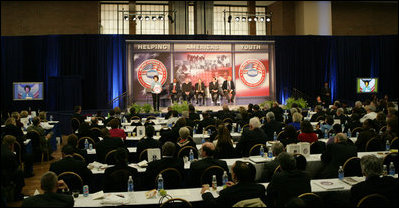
[298,120,318,143]
[108,118,126,140]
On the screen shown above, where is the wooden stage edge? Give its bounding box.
[158,104,248,113]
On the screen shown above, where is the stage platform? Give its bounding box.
[158,104,247,113]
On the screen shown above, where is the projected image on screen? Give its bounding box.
[13,82,44,100]
[357,78,378,93]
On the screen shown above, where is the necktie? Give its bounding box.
[173,84,176,91]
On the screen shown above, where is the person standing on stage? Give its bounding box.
[195,78,206,106]
[182,78,193,103]
[151,75,162,112]
[222,76,235,104]
[209,77,220,106]
[169,78,181,104]
[321,82,331,106]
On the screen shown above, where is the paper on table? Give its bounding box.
[168,189,191,197]
[314,180,345,190]
[137,160,148,167]
[100,194,129,205]
[342,177,361,186]
[91,191,106,200]
[34,189,40,195]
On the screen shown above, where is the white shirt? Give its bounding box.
[360,112,377,123]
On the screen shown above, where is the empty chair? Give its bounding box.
[343,157,362,177]
[177,146,198,159]
[357,193,390,207]
[200,166,226,186]
[365,137,383,152]
[298,193,324,207]
[58,172,83,193]
[155,168,183,190]
[160,198,192,208]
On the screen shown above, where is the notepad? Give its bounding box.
[314,180,345,190]
[249,156,270,163]
[342,177,361,186]
[168,189,191,197]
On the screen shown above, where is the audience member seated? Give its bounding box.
[176,127,197,157]
[22,171,73,207]
[360,105,377,123]
[125,107,141,123]
[113,107,122,120]
[72,105,85,124]
[252,104,264,119]
[317,115,334,136]
[217,104,235,121]
[49,145,93,186]
[11,112,24,129]
[236,117,267,157]
[201,161,266,207]
[319,133,357,179]
[161,118,186,145]
[182,111,195,128]
[355,119,378,151]
[327,101,341,116]
[279,125,299,147]
[298,120,318,143]
[197,111,216,134]
[27,117,54,160]
[347,113,362,133]
[90,117,101,129]
[189,142,229,187]
[1,135,25,201]
[387,107,397,121]
[350,155,398,207]
[271,101,284,122]
[265,152,311,207]
[108,118,126,141]
[136,125,161,161]
[326,124,343,145]
[38,111,48,123]
[66,134,87,161]
[214,125,237,159]
[3,117,24,147]
[235,107,250,128]
[381,116,398,145]
[285,107,298,124]
[262,112,283,141]
[144,142,184,189]
[310,105,325,122]
[95,128,126,163]
[375,112,387,133]
[188,104,200,121]
[352,101,366,117]
[77,121,92,139]
[288,112,302,131]
[104,109,116,126]
[335,108,348,125]
[103,148,138,192]
[260,142,285,182]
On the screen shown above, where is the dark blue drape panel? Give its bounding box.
[48,76,82,111]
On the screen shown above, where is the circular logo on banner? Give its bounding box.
[137,59,167,88]
[239,59,266,88]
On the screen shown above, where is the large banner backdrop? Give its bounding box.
[127,40,275,104]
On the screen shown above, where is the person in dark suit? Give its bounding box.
[335,108,348,125]
[188,104,200,121]
[265,152,311,207]
[236,117,267,157]
[260,142,285,182]
[222,76,235,104]
[189,142,229,187]
[201,160,266,207]
[278,124,299,147]
[271,102,284,122]
[136,125,161,161]
[217,104,235,121]
[95,128,127,163]
[22,171,74,207]
[321,82,331,106]
[197,112,216,134]
[252,104,264,119]
[194,78,206,105]
[72,105,85,124]
[104,109,116,126]
[209,77,220,106]
[1,135,25,200]
[169,78,181,104]
[160,118,187,145]
[350,155,398,207]
[320,133,357,179]
[182,78,193,103]
[103,148,139,192]
[355,119,377,152]
[66,134,87,162]
[144,142,184,189]
[262,112,283,141]
[49,145,93,186]
[310,105,326,122]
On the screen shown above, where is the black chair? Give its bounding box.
[204,125,216,135]
[90,127,102,143]
[310,141,326,154]
[273,165,282,175]
[77,137,95,150]
[365,137,383,152]
[294,154,307,171]
[58,172,83,193]
[71,118,80,133]
[200,165,226,186]
[104,169,134,193]
[26,130,49,163]
[343,157,362,177]
[138,149,149,162]
[155,168,183,189]
[352,127,364,136]
[72,153,86,164]
[298,193,324,207]
[248,144,268,156]
[390,137,398,150]
[104,149,118,165]
[177,146,198,159]
[356,193,390,207]
[383,153,398,174]
[146,116,156,121]
[160,198,192,208]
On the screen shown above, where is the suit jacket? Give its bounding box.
[182,82,193,93]
[355,129,377,152]
[49,156,93,185]
[4,124,24,144]
[72,113,85,124]
[266,170,311,207]
[252,111,264,119]
[320,141,357,178]
[236,128,267,157]
[350,175,398,207]
[209,81,219,93]
[189,112,200,121]
[222,80,235,91]
[144,156,184,189]
[136,137,161,161]
[195,82,205,93]
[202,182,266,207]
[310,111,326,122]
[95,136,126,163]
[260,158,279,183]
[217,110,235,121]
[1,144,20,185]
[198,117,216,134]
[22,192,74,207]
[271,106,284,122]
[103,164,139,192]
[189,157,229,187]
[169,82,181,94]
[262,120,283,141]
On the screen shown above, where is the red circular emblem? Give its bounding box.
[137,59,167,88]
[238,59,266,88]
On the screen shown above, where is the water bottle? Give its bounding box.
[212,175,217,190]
[273,132,277,141]
[385,140,390,151]
[84,139,89,150]
[123,116,127,123]
[238,124,241,133]
[189,149,194,161]
[201,138,205,144]
[83,185,89,197]
[347,129,351,138]
[50,115,53,121]
[268,147,273,158]
[208,129,211,135]
[338,166,344,180]
[222,171,228,186]
[128,176,134,192]
[193,126,196,134]
[383,165,388,176]
[259,145,265,157]
[341,124,344,132]
[356,132,359,138]
[324,129,328,139]
[389,162,395,176]
[89,143,93,150]
[157,174,164,191]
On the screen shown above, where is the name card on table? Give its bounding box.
[137,126,145,137]
[147,148,161,162]
[286,142,310,157]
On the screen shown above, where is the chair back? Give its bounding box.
[298,193,324,207]
[72,153,86,164]
[138,149,149,162]
[293,154,307,171]
[177,146,198,159]
[277,130,285,140]
[160,198,192,208]
[204,125,216,134]
[356,193,390,207]
[241,124,249,133]
[131,120,143,127]
[310,141,326,154]
[130,116,141,122]
[105,149,118,165]
[315,116,325,122]
[383,153,398,174]
[352,127,364,136]
[379,126,387,133]
[200,165,226,186]
[58,172,83,193]
[90,127,102,142]
[365,137,383,152]
[390,137,398,150]
[248,144,267,156]
[233,198,266,207]
[273,165,281,175]
[155,168,183,189]
[223,118,233,124]
[77,137,95,149]
[71,118,80,132]
[343,157,362,177]
[14,141,22,165]
[144,120,155,126]
[106,169,133,193]
[146,116,156,121]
